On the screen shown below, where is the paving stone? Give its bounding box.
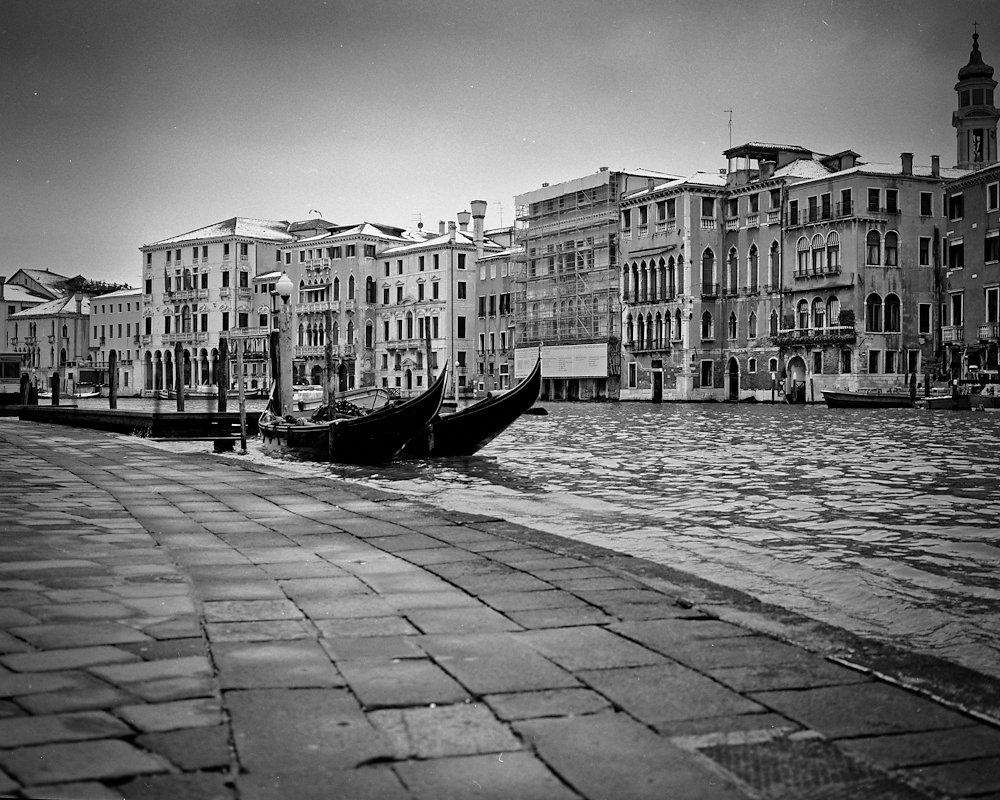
[905,756,1000,796]
[17,673,138,714]
[28,601,135,622]
[226,688,392,772]
[609,618,756,655]
[0,738,170,784]
[192,581,286,602]
[136,724,232,771]
[202,599,303,622]
[480,589,592,612]
[10,622,151,649]
[320,635,425,662]
[279,576,372,597]
[707,659,872,692]
[515,710,750,800]
[662,712,800,737]
[0,710,130,748]
[405,605,521,634]
[394,751,581,800]
[579,663,765,725]
[120,596,197,617]
[0,645,140,673]
[116,638,206,662]
[116,771,235,800]
[295,594,398,619]
[213,640,343,689]
[752,683,975,738]
[116,696,221,732]
[89,655,211,685]
[140,615,203,640]
[0,670,88,698]
[338,657,469,708]
[505,606,616,629]
[206,619,315,642]
[21,781,124,799]
[485,688,612,721]
[313,616,419,638]
[236,767,410,800]
[400,547,487,566]
[513,625,665,671]
[124,675,215,703]
[420,633,579,695]
[838,725,1000,768]
[370,702,521,759]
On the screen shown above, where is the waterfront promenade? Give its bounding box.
[0,420,998,799]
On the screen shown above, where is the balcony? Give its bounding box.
[978,323,1000,340]
[700,218,717,230]
[721,285,739,298]
[772,325,857,347]
[745,213,759,228]
[725,218,739,232]
[763,284,781,294]
[220,287,231,299]
[700,283,720,299]
[941,326,964,343]
[654,221,668,233]
[162,332,208,346]
[766,210,781,224]
[238,287,251,298]
[637,224,648,238]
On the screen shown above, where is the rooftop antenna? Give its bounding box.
[723,109,733,150]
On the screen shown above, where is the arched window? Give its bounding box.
[797,299,810,329]
[748,311,758,339]
[812,297,826,329]
[346,320,354,343]
[631,263,640,300]
[348,275,355,300]
[728,312,737,339]
[674,308,683,340]
[727,247,738,293]
[646,314,654,348]
[811,234,825,274]
[884,231,899,266]
[636,315,645,348]
[748,244,759,291]
[769,241,780,287]
[701,311,713,340]
[298,279,306,303]
[181,306,191,333]
[639,261,648,301]
[649,261,658,300]
[702,248,715,290]
[405,311,413,339]
[297,323,304,347]
[61,324,68,339]
[622,266,631,300]
[366,276,376,303]
[770,309,779,335]
[826,231,840,273]
[866,293,883,332]
[365,321,374,349]
[796,237,809,275]
[655,312,664,346]
[332,321,339,344]
[657,258,667,300]
[769,357,779,373]
[333,277,341,301]
[827,296,841,328]
[667,257,676,297]
[625,314,634,346]
[866,231,881,265]
[884,293,901,331]
[676,255,685,294]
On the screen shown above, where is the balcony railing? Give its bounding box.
[772,325,857,346]
[941,326,964,343]
[162,332,208,345]
[745,213,759,228]
[725,218,739,231]
[766,210,781,224]
[637,224,648,238]
[701,283,720,298]
[978,323,1000,340]
[700,218,717,230]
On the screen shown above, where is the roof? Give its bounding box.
[622,170,727,200]
[11,295,90,318]
[958,32,995,82]
[724,142,813,159]
[146,217,296,247]
[12,268,71,297]
[378,229,502,257]
[773,159,832,179]
[290,222,417,245]
[91,287,142,300]
[0,284,52,304]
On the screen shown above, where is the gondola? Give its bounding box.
[400,356,542,458]
[258,367,448,464]
[821,389,914,409]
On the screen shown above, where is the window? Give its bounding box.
[884,294,901,331]
[987,287,999,324]
[222,312,229,331]
[621,209,632,231]
[840,188,852,216]
[821,193,831,220]
[384,262,390,277]
[418,283,425,301]
[866,293,883,332]
[655,200,666,221]
[885,351,898,374]
[841,349,852,374]
[145,252,152,265]
[797,299,809,329]
[700,360,713,387]
[701,311,713,340]
[433,254,439,269]
[728,313,737,339]
[918,303,932,334]
[748,357,757,373]
[299,251,306,263]
[418,256,425,271]
[811,234,824,274]
[986,233,1000,263]
[884,232,898,266]
[701,197,715,218]
[807,195,818,222]
[239,271,248,288]
[949,239,965,269]
[396,286,403,303]
[796,237,809,275]
[457,281,467,299]
[989,183,1000,212]
[457,317,466,338]
[489,295,497,316]
[950,292,964,326]
[920,192,933,216]
[868,350,881,374]
[867,188,880,212]
[627,362,637,388]
[748,244,758,289]
[748,311,757,339]
[812,297,826,329]
[284,252,291,265]
[365,244,376,258]
[749,193,759,213]
[826,231,840,272]
[769,189,780,209]
[949,193,964,220]
[919,237,931,266]
[144,278,152,294]
[866,231,881,265]
[885,189,898,214]
[813,351,822,374]
[789,200,799,225]
[432,282,439,300]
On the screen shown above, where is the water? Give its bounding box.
[79,396,1000,678]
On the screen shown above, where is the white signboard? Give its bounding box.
[515,343,608,379]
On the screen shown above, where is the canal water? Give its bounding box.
[79,396,1000,679]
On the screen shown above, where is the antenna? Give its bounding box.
[723,109,733,150]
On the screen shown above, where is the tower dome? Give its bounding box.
[958,32,995,82]
[953,29,999,169]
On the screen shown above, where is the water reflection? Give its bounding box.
[323,403,1000,679]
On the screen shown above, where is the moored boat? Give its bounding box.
[821,389,914,409]
[259,368,448,464]
[38,385,102,400]
[400,357,542,458]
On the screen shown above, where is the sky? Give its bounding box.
[3,0,1000,286]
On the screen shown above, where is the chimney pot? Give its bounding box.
[931,155,941,177]
[901,152,914,175]
[457,210,471,231]
[439,220,446,235]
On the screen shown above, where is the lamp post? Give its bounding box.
[272,273,295,417]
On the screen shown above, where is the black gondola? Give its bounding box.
[401,357,542,458]
[259,367,448,464]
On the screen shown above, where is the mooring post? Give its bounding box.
[50,373,60,406]
[19,374,28,405]
[174,343,185,412]
[108,351,118,410]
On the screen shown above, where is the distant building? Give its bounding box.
[1,270,66,355]
[474,221,518,393]
[514,168,680,400]
[89,287,143,394]
[10,294,93,391]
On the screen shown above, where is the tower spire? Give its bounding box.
[953,26,998,168]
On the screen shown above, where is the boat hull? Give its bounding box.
[259,368,447,464]
[822,390,914,409]
[401,357,542,458]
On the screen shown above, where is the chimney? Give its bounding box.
[448,221,456,244]
[647,177,654,191]
[439,220,446,235]
[457,210,471,232]
[901,152,913,175]
[470,199,487,260]
[931,155,940,178]
[75,293,83,314]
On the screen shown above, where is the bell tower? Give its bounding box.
[953,27,999,169]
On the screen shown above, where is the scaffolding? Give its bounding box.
[513,174,621,354]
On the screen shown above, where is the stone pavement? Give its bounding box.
[0,418,998,800]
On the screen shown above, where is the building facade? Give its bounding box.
[90,288,142,394]
[473,224,518,393]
